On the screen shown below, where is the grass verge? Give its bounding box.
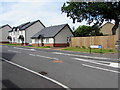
[63,47,117,54]
[3,44,21,46]
[25,46,51,48]
[3,44,51,48]
[36,46,51,48]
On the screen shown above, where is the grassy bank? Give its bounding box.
[63,47,117,54]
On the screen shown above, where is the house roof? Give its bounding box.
[17,22,30,30]
[0,24,12,29]
[20,20,45,30]
[9,20,45,32]
[8,22,30,32]
[31,24,69,38]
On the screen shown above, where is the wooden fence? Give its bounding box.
[70,35,118,49]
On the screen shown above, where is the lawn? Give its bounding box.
[63,47,117,54]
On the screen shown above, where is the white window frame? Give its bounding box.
[13,37,15,42]
[35,39,38,44]
[17,30,19,35]
[46,38,49,44]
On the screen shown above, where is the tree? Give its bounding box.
[61,1,120,35]
[74,25,103,37]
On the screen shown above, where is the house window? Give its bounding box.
[35,39,38,44]
[46,38,49,44]
[14,31,15,35]
[67,37,69,42]
[13,38,15,42]
[18,39,20,43]
[17,30,19,35]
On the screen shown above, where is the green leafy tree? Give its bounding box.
[61,1,120,35]
[74,25,103,37]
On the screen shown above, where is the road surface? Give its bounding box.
[0,45,119,90]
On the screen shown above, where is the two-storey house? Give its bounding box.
[8,20,45,45]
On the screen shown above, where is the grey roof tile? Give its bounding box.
[18,22,30,30]
[9,20,45,32]
[32,24,67,38]
[19,20,45,30]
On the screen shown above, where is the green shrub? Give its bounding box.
[82,46,86,49]
[75,46,78,48]
[109,49,114,52]
[43,46,51,48]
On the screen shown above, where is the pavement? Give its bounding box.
[0,45,120,89]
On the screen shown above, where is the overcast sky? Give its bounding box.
[0,0,90,30]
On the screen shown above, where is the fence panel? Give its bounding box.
[70,35,117,49]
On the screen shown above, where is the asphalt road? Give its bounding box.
[2,60,66,89]
[0,45,120,90]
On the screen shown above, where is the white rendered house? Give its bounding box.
[8,20,45,45]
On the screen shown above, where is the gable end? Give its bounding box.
[54,24,74,37]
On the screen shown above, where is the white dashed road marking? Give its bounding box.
[53,52,118,60]
[73,58,119,68]
[29,54,59,60]
[14,47,36,51]
[8,50,21,53]
[82,64,120,74]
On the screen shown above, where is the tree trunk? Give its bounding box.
[112,20,119,35]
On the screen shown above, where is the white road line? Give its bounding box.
[82,64,120,74]
[29,54,36,56]
[14,47,36,51]
[29,54,59,60]
[8,50,21,53]
[36,55,58,60]
[0,58,71,90]
[73,58,119,68]
[53,52,117,60]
